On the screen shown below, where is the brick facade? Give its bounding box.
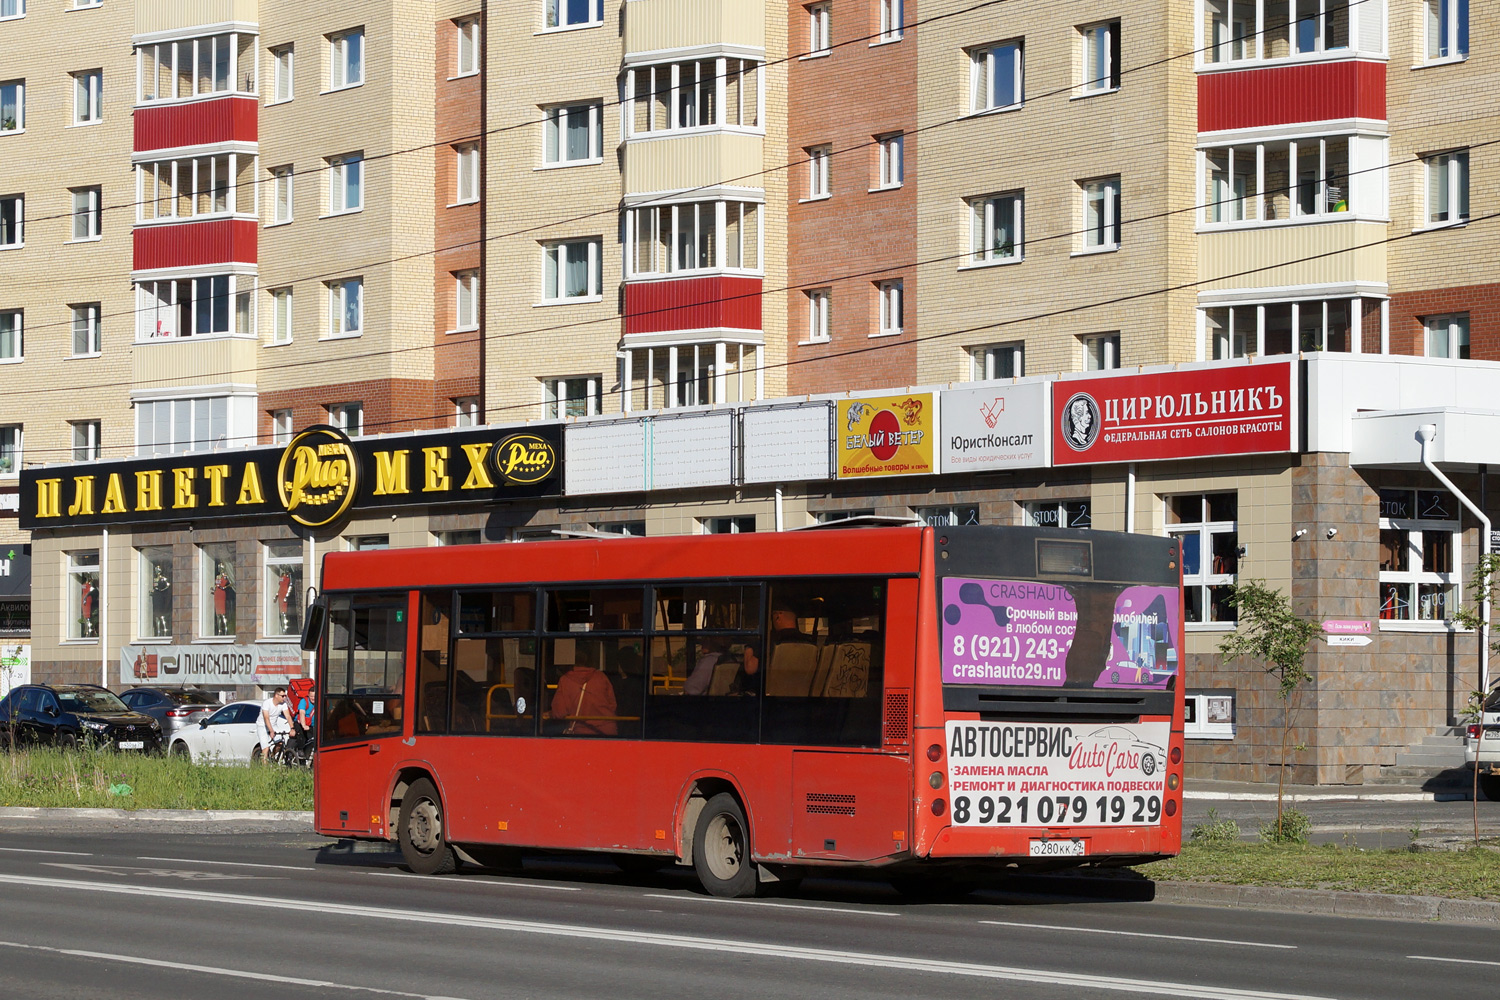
[1388,283,1500,359]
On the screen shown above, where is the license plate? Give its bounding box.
[1029,838,1085,858]
[117,741,144,750]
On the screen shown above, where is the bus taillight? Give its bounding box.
[1167,773,1180,791]
[1165,800,1178,817]
[1170,746,1182,765]
[931,798,946,816]
[926,744,942,762]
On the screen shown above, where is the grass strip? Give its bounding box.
[0,747,311,811]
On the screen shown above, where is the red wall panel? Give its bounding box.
[133,219,257,270]
[134,96,258,152]
[624,276,763,335]
[1198,60,1385,132]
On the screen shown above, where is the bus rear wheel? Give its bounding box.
[693,792,760,898]
[399,778,458,876]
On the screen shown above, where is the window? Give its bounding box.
[1,80,23,132]
[917,505,980,527]
[71,420,100,461]
[66,550,100,639]
[270,166,293,223]
[71,304,100,355]
[438,529,483,545]
[545,0,603,30]
[1167,494,1238,625]
[543,376,601,418]
[805,288,831,343]
[807,3,831,53]
[73,70,102,124]
[1425,0,1469,61]
[198,543,237,637]
[0,310,18,361]
[328,29,363,89]
[806,145,830,198]
[269,287,293,343]
[969,192,1023,263]
[970,341,1024,380]
[544,103,602,164]
[138,546,173,639]
[1080,21,1121,93]
[879,0,903,41]
[271,409,292,444]
[0,0,20,19]
[1202,0,1350,63]
[876,133,903,188]
[1204,296,1373,357]
[264,539,303,638]
[0,194,19,246]
[449,270,479,330]
[703,516,755,534]
[1081,176,1121,250]
[1200,135,1370,225]
[1426,150,1469,226]
[454,143,479,203]
[542,239,601,300]
[350,535,387,550]
[0,424,17,475]
[1024,500,1092,529]
[971,40,1023,112]
[137,34,251,102]
[453,397,479,427]
[1425,314,1470,360]
[1082,332,1120,370]
[627,200,760,276]
[328,401,363,435]
[71,186,101,240]
[321,594,407,745]
[625,58,761,136]
[135,396,230,455]
[270,44,293,102]
[137,152,255,221]
[1379,488,1459,623]
[328,153,362,213]
[455,18,480,76]
[593,521,644,536]
[876,279,903,336]
[136,275,253,340]
[327,278,362,337]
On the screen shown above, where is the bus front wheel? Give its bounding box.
[398,778,459,876]
[693,792,760,898]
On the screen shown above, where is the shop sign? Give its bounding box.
[22,423,563,531]
[0,547,28,599]
[0,487,17,518]
[939,382,1047,473]
[1322,619,1371,635]
[0,643,29,697]
[120,643,302,687]
[1052,361,1295,466]
[1325,634,1372,647]
[836,393,935,479]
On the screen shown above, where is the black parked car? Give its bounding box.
[118,687,221,743]
[0,684,162,752]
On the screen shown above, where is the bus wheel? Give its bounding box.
[398,778,459,876]
[693,793,760,898]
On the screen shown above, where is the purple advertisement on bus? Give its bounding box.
[940,578,1179,689]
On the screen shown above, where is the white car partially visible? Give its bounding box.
[167,701,265,764]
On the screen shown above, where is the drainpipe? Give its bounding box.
[1125,463,1137,533]
[100,527,109,688]
[1418,423,1489,696]
[774,486,784,532]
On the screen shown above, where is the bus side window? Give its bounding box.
[323,594,408,743]
[417,592,451,734]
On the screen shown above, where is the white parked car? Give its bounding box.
[167,701,265,764]
[1465,691,1500,800]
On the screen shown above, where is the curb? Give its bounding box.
[1185,790,1436,803]
[0,807,312,823]
[1154,880,1500,925]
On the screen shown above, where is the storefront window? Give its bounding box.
[1023,500,1092,529]
[916,505,980,527]
[199,542,237,637]
[66,550,101,640]
[264,540,303,638]
[1378,489,1458,623]
[1166,493,1237,625]
[138,546,174,639]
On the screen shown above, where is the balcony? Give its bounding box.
[1199,60,1385,133]
[132,334,259,389]
[624,275,762,341]
[1198,220,1387,291]
[623,0,764,57]
[622,132,763,196]
[134,96,257,153]
[134,218,256,271]
[137,0,258,36]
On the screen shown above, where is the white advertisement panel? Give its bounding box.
[0,643,29,697]
[565,420,646,496]
[742,403,833,483]
[944,720,1168,828]
[940,382,1048,473]
[120,644,303,687]
[649,411,735,491]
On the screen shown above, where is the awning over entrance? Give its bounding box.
[1351,409,1500,470]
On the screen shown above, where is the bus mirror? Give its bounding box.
[301,595,326,652]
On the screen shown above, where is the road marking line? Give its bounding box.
[137,856,311,872]
[1409,955,1500,968]
[0,872,1336,1000]
[43,863,277,882]
[0,847,92,857]
[979,920,1296,950]
[0,940,471,1000]
[364,871,582,892]
[642,892,899,917]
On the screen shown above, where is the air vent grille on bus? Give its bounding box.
[806,792,857,816]
[884,689,911,745]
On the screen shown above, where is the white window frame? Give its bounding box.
[807,3,831,54]
[701,516,756,535]
[543,102,603,166]
[970,341,1024,380]
[134,396,233,456]
[1081,176,1121,250]
[1166,493,1238,627]
[0,80,23,133]
[0,0,22,21]
[66,549,101,640]
[543,376,602,419]
[136,35,250,103]
[626,201,762,278]
[876,279,903,337]
[1425,149,1469,227]
[806,145,830,199]
[1425,0,1468,62]
[1424,313,1470,360]
[270,287,293,344]
[271,408,293,444]
[623,58,762,137]
[542,239,602,301]
[805,288,831,343]
[968,191,1024,264]
[1023,499,1092,529]
[73,69,102,124]
[1379,489,1460,626]
[136,152,256,223]
[0,425,18,475]
[1079,21,1120,94]
[326,277,363,338]
[453,396,480,426]
[970,40,1023,113]
[270,165,293,224]
[70,303,101,356]
[327,153,362,215]
[70,187,101,241]
[1082,332,1120,370]
[71,420,100,461]
[1198,135,1371,228]
[455,17,480,77]
[270,44,293,103]
[135,275,254,341]
[327,401,363,435]
[454,143,479,204]
[0,310,20,362]
[876,133,903,189]
[545,0,603,31]
[0,194,20,246]
[454,270,479,329]
[879,0,904,41]
[263,539,304,639]
[328,28,364,91]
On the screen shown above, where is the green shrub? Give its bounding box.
[1190,807,1242,845]
[1260,808,1311,844]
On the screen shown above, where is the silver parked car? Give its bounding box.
[118,687,222,744]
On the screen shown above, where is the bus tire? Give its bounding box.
[692,792,760,898]
[465,845,523,872]
[399,778,459,876]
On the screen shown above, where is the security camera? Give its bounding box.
[1292,528,1307,540]
[1326,527,1338,539]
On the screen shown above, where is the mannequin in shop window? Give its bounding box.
[213,563,236,636]
[276,568,297,635]
[151,564,172,637]
[80,574,98,638]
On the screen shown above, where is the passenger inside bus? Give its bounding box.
[547,639,619,736]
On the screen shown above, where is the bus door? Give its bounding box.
[316,592,411,837]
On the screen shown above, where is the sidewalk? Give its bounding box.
[1186,778,1470,804]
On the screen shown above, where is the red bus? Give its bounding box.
[305,524,1184,897]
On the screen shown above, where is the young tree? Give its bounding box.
[1218,580,1322,839]
[1451,552,1499,845]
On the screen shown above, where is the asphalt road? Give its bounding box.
[0,829,1493,1000]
